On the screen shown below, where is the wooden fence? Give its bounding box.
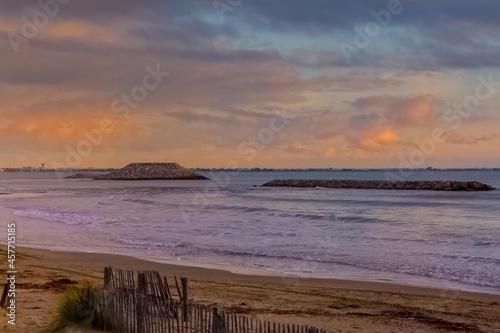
[0,283,8,308]
[79,267,329,333]
[87,291,326,333]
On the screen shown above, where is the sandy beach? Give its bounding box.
[3,0,500,332]
[1,246,499,333]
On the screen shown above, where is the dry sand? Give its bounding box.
[1,246,499,333]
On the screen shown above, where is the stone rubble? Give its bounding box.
[262,179,495,191]
[94,163,208,180]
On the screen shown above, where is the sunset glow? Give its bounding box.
[1,0,499,168]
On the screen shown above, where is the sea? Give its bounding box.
[1,170,499,295]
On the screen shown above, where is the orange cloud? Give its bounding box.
[350,94,440,126]
[376,128,399,142]
[45,20,123,44]
[0,18,17,32]
[359,128,399,150]
[0,108,140,147]
[397,95,437,125]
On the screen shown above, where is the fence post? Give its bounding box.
[137,272,146,333]
[212,308,217,333]
[181,277,189,322]
[0,284,8,308]
[103,267,112,289]
[212,307,227,333]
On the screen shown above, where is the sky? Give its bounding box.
[1,0,500,169]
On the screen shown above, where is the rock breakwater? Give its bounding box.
[94,163,208,180]
[262,179,495,191]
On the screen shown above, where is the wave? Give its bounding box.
[12,208,104,226]
[115,237,193,251]
[338,216,382,223]
[469,257,500,265]
[123,198,161,206]
[231,191,499,210]
[473,241,496,246]
[109,237,500,287]
[205,248,500,287]
[278,212,328,220]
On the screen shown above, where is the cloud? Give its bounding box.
[0,108,139,148]
[333,94,444,151]
[349,94,441,126]
[343,113,399,150]
[235,0,500,32]
[1,0,499,167]
[445,132,499,145]
[283,144,324,157]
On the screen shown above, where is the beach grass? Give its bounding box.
[50,283,99,332]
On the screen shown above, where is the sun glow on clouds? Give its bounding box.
[377,128,399,142]
[2,108,140,147]
[357,128,399,150]
[1,1,499,167]
[44,20,124,44]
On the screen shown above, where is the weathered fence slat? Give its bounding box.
[89,268,330,333]
[0,284,9,308]
[181,277,189,323]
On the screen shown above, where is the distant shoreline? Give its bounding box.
[2,167,500,173]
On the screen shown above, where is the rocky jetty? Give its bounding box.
[262,179,495,191]
[94,163,208,180]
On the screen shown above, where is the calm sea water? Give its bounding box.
[1,170,499,294]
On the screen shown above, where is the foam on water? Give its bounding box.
[13,208,104,226]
